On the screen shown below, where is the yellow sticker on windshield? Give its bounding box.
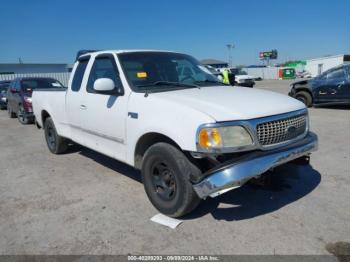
[137,72,147,78]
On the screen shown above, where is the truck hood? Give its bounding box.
[152,86,305,122]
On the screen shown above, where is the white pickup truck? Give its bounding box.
[32,50,318,217]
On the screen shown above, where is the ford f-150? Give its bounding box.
[32,50,318,217]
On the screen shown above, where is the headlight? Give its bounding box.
[197,125,253,151]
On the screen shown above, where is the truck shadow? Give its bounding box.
[183,164,321,221]
[69,145,142,183]
[72,145,321,221]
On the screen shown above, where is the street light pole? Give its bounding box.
[226,43,235,68]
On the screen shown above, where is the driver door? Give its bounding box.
[313,68,344,103]
[324,67,347,102]
[79,54,128,161]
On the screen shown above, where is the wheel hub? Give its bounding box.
[151,162,176,201]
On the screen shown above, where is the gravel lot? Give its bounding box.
[0,80,349,255]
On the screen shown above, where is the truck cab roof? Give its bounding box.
[76,49,178,61]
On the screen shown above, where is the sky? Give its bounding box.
[1,0,349,65]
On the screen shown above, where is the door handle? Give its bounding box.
[337,81,345,88]
[80,105,87,110]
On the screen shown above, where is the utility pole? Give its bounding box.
[226,43,235,68]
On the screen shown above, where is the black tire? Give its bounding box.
[17,105,30,125]
[7,105,16,118]
[295,91,312,107]
[142,142,201,217]
[44,117,68,154]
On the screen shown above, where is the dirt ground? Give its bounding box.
[0,80,349,256]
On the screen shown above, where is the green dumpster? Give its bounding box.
[278,68,296,79]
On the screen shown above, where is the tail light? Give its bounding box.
[23,96,33,111]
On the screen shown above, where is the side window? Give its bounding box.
[327,68,345,80]
[86,56,121,93]
[345,66,350,81]
[71,59,88,92]
[318,72,327,80]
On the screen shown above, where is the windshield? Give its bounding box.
[21,79,64,93]
[118,52,223,92]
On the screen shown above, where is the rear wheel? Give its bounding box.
[17,105,30,125]
[7,105,16,118]
[44,117,68,154]
[295,91,312,107]
[142,142,201,217]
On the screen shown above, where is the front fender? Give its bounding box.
[125,92,215,166]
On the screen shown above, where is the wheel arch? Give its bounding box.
[295,87,313,96]
[41,110,51,127]
[134,132,183,170]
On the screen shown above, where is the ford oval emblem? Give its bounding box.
[286,125,297,135]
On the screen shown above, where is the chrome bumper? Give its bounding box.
[193,132,318,199]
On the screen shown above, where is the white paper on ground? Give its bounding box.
[150,214,183,229]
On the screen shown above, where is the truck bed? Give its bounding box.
[32,89,68,130]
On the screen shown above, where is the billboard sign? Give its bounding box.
[259,49,278,60]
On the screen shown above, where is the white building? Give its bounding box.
[0,63,72,86]
[305,54,350,77]
[0,63,72,74]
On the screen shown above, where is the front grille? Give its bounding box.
[257,114,307,146]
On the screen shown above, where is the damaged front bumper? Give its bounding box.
[193,132,318,199]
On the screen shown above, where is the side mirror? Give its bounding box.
[93,78,124,96]
[93,78,115,92]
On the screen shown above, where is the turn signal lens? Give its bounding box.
[199,128,210,149]
[198,128,222,149]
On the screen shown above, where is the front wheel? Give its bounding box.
[142,143,201,218]
[44,117,68,154]
[295,91,313,107]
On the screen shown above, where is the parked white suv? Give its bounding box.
[32,50,318,217]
